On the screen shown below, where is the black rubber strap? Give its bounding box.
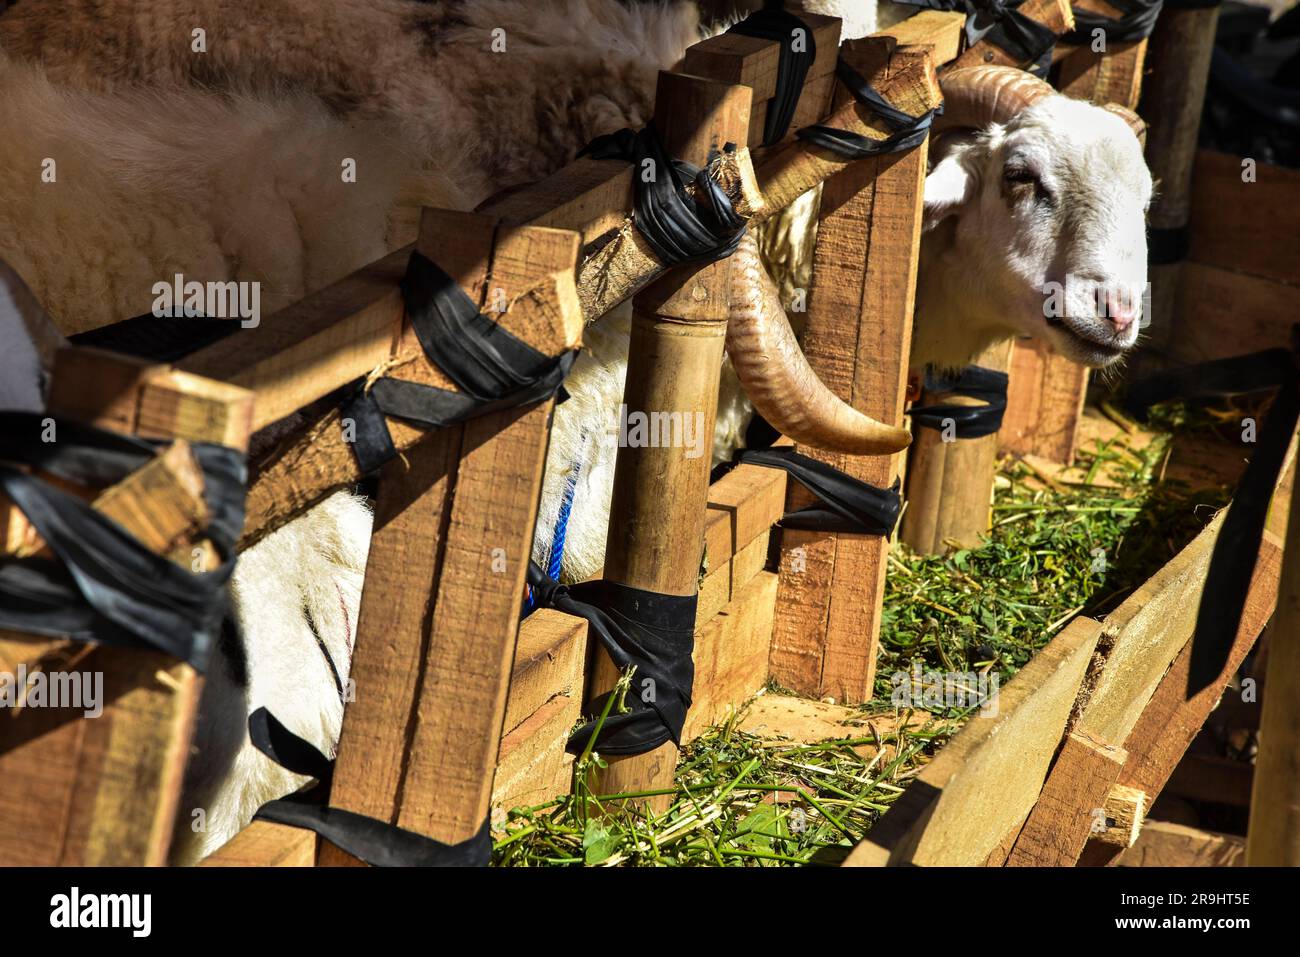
[911,365,1010,439]
[735,447,902,536]
[71,314,240,363]
[1066,0,1164,44]
[1124,342,1300,695]
[896,0,1059,77]
[727,3,816,146]
[342,250,577,473]
[799,59,940,159]
[582,124,747,267]
[1149,224,1191,265]
[247,708,492,866]
[0,412,245,672]
[527,563,696,756]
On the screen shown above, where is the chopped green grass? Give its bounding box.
[875,426,1232,710]
[494,400,1238,865]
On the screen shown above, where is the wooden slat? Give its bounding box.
[237,217,580,550]
[683,570,779,743]
[199,820,317,867]
[845,616,1103,866]
[1000,337,1088,464]
[1005,728,1128,866]
[767,40,939,703]
[950,0,1074,70]
[180,250,407,432]
[491,610,588,814]
[1082,512,1224,747]
[683,13,842,106]
[1117,820,1245,867]
[703,459,787,568]
[0,365,251,866]
[1140,4,1221,350]
[1248,479,1300,863]
[1170,263,1300,364]
[1078,517,1285,864]
[683,11,841,147]
[881,11,966,65]
[318,212,582,864]
[502,610,588,734]
[1187,150,1300,288]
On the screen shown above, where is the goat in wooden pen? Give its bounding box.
[0,0,1151,862]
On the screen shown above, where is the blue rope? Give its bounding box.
[547,466,580,583]
[523,458,581,617]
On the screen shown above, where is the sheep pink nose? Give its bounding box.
[1105,291,1138,331]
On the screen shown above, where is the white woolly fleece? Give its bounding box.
[0,53,462,335]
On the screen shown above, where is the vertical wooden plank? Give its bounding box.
[320,211,582,863]
[1000,336,1088,464]
[0,357,251,865]
[767,41,940,703]
[1248,511,1300,864]
[1139,5,1221,352]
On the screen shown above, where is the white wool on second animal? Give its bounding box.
[171,489,373,863]
[533,303,754,582]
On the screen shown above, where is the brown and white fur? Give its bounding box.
[0,0,1152,861]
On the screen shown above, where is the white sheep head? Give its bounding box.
[914,66,1152,371]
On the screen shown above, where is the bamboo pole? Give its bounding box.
[1138,3,1221,351]
[586,70,752,808]
[901,339,1015,554]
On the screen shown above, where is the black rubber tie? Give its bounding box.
[896,0,1060,77]
[527,562,696,757]
[0,412,245,672]
[911,365,1010,439]
[727,1,816,146]
[735,447,902,536]
[248,708,492,866]
[581,123,747,267]
[342,250,577,474]
[1065,0,1164,45]
[798,58,940,159]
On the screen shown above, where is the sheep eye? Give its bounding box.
[1003,166,1052,204]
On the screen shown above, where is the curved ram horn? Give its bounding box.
[1102,103,1147,145]
[934,66,1055,132]
[725,233,911,456]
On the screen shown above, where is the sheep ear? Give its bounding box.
[0,261,64,412]
[922,151,978,231]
